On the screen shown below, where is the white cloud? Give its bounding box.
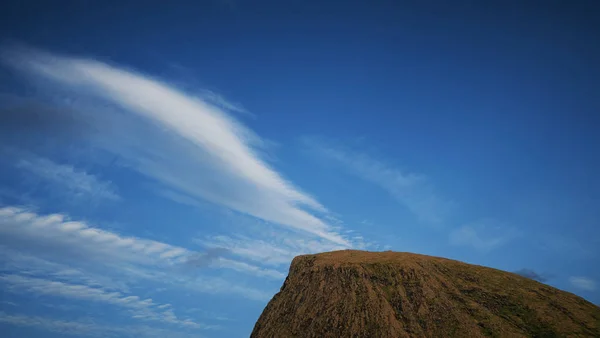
[0,45,374,336]
[0,243,273,305]
[0,246,131,293]
[198,235,297,266]
[0,206,284,307]
[214,257,286,279]
[15,154,120,202]
[1,46,349,246]
[0,206,189,266]
[569,276,596,291]
[303,138,452,225]
[449,219,516,252]
[200,89,251,116]
[0,312,202,338]
[0,312,101,337]
[197,221,362,268]
[0,206,283,281]
[121,264,273,302]
[184,275,273,302]
[0,274,204,329]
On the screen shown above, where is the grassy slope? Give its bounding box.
[251,250,600,338]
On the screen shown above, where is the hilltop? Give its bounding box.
[251,250,600,337]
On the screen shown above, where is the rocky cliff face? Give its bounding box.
[251,250,600,337]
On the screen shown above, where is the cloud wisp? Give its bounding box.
[14,153,120,202]
[0,47,365,334]
[0,206,188,266]
[1,46,349,246]
[0,312,202,338]
[569,276,596,291]
[0,205,278,337]
[199,89,252,117]
[0,206,284,282]
[0,246,131,293]
[197,232,351,268]
[303,138,452,225]
[449,219,517,253]
[0,274,204,329]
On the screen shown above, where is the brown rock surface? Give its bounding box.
[251,250,600,337]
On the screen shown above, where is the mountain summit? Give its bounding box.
[251,250,600,337]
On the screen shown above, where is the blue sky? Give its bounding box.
[0,0,599,337]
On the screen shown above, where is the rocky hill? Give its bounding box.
[251,250,600,337]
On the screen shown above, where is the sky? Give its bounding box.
[0,0,598,337]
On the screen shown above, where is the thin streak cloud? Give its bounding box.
[1,46,349,246]
[0,312,202,338]
[569,276,596,291]
[0,274,203,329]
[303,138,453,225]
[0,206,284,280]
[15,154,120,202]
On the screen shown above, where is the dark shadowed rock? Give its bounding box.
[251,250,600,338]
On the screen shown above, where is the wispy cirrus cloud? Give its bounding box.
[0,312,105,337]
[569,276,596,291]
[0,206,188,266]
[197,210,374,271]
[0,312,201,338]
[449,219,518,252]
[0,274,204,329]
[14,154,120,202]
[302,138,452,225]
[302,139,522,255]
[0,206,284,282]
[200,89,252,117]
[1,46,350,246]
[0,47,365,335]
[0,206,276,337]
[198,235,296,267]
[0,246,131,293]
[197,232,351,268]
[213,257,286,279]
